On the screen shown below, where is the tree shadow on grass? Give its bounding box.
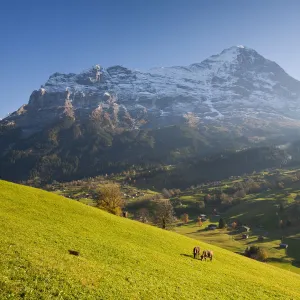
[180,254,194,259]
[292,260,300,268]
[268,257,290,264]
[185,231,200,235]
[245,238,272,245]
[234,251,245,256]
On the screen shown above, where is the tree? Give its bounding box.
[279,202,284,213]
[220,193,228,202]
[97,183,124,215]
[234,189,246,199]
[218,218,226,229]
[245,246,268,262]
[153,199,175,229]
[204,194,212,203]
[277,182,285,189]
[136,208,149,223]
[181,213,189,224]
[197,217,203,227]
[248,182,261,193]
[220,193,233,206]
[245,246,260,258]
[162,188,172,199]
[279,219,283,228]
[231,221,237,229]
[198,200,205,209]
[257,248,268,262]
[233,182,244,191]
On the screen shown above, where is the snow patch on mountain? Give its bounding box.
[4,46,300,133]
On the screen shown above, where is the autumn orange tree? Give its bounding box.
[231,221,237,229]
[181,213,189,224]
[97,183,124,215]
[197,217,203,227]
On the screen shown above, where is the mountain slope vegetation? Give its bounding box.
[0,180,300,299]
[2,45,300,184]
[0,114,294,185]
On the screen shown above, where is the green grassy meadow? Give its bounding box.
[1,180,300,299]
[174,221,300,275]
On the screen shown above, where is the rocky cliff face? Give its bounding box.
[3,46,300,136]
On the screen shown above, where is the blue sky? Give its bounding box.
[0,0,299,118]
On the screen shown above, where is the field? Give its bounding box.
[174,221,300,275]
[173,168,300,274]
[1,180,300,299]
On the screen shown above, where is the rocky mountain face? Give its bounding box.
[1,46,300,183]
[3,45,300,136]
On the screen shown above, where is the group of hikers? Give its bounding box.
[193,246,213,261]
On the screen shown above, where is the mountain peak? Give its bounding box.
[3,45,300,137]
[219,45,259,57]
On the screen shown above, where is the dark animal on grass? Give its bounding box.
[201,250,213,261]
[193,246,200,259]
[68,250,80,256]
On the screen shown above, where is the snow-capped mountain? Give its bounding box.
[4,46,300,134]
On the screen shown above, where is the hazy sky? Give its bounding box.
[0,0,299,118]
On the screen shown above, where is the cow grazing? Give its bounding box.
[193,246,201,259]
[201,250,213,261]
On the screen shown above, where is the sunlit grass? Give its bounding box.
[1,180,300,299]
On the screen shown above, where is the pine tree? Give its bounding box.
[219,218,226,229]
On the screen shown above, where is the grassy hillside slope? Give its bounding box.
[0,181,300,299]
